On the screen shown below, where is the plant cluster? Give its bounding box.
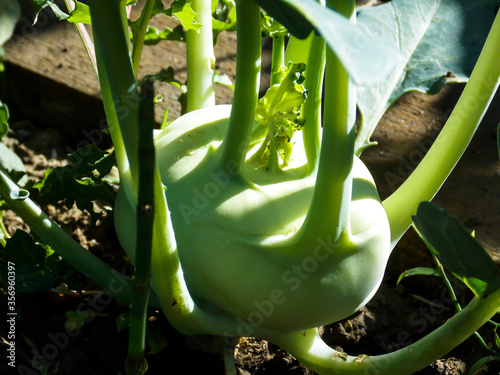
[1,0,500,374]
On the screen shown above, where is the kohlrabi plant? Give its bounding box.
[1,0,500,374]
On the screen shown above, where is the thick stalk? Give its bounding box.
[88,0,140,194]
[218,0,261,173]
[301,35,325,173]
[299,0,356,241]
[383,11,500,249]
[0,169,132,304]
[126,82,156,375]
[131,0,156,77]
[272,287,500,375]
[186,0,216,111]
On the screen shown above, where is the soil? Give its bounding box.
[1,1,500,375]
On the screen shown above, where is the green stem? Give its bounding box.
[383,11,500,249]
[186,0,216,111]
[0,169,133,304]
[131,0,156,77]
[64,0,98,77]
[88,0,140,193]
[267,120,280,172]
[218,0,261,174]
[248,133,270,164]
[271,287,500,375]
[301,34,325,173]
[126,81,156,375]
[0,210,9,247]
[299,0,356,241]
[271,34,285,86]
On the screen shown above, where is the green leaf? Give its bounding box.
[33,144,116,222]
[148,67,186,92]
[253,0,403,85]
[212,0,236,40]
[143,25,185,45]
[29,0,69,24]
[0,230,74,295]
[166,1,201,32]
[397,267,441,285]
[261,13,288,38]
[0,143,27,187]
[412,201,500,298]
[67,1,91,25]
[214,71,234,89]
[68,143,115,178]
[355,0,500,154]
[148,67,188,112]
[0,100,9,141]
[0,0,20,46]
[256,62,306,129]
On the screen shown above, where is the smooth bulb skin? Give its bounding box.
[115,105,391,333]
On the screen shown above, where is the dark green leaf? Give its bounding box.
[412,201,500,298]
[148,67,185,90]
[254,0,402,85]
[0,0,20,46]
[33,144,116,222]
[0,230,74,294]
[68,143,115,178]
[355,0,500,154]
[397,267,441,285]
[143,25,185,45]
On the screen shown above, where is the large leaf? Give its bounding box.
[412,201,500,298]
[355,0,500,154]
[254,0,403,85]
[0,0,20,46]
